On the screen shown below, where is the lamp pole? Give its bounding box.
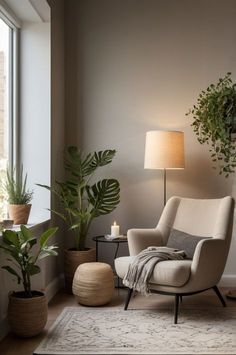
[163,168,166,206]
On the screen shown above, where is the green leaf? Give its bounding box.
[36,183,51,191]
[18,225,37,249]
[50,209,67,221]
[87,179,120,217]
[38,248,58,260]
[0,243,22,262]
[2,230,20,249]
[20,225,33,241]
[26,264,41,275]
[39,227,58,247]
[2,266,21,284]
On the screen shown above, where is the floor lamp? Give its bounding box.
[144,130,185,206]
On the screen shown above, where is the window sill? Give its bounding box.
[0,219,51,237]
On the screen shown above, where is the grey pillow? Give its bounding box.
[166,229,210,259]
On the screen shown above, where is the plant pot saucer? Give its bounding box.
[226,290,236,299]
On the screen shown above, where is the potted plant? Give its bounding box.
[5,166,33,224]
[0,225,58,337]
[38,147,120,292]
[186,72,236,177]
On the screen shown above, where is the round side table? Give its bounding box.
[92,235,127,288]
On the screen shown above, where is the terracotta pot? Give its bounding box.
[64,248,96,293]
[8,204,32,224]
[8,291,47,337]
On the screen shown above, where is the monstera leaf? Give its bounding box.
[87,179,120,217]
[65,147,116,178]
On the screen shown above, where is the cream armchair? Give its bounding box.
[115,196,234,323]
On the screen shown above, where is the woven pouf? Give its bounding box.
[72,262,114,306]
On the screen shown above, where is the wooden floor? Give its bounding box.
[0,287,235,355]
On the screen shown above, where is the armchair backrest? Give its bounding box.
[157,196,234,248]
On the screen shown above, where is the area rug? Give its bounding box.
[34,307,236,354]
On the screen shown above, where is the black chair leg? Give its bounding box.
[212,286,226,307]
[124,288,133,310]
[174,294,179,324]
[180,295,183,303]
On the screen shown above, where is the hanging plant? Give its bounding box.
[186,72,236,177]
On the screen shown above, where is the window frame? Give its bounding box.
[0,9,20,173]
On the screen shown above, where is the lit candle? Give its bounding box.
[111,221,120,237]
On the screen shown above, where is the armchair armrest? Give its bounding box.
[191,238,227,288]
[127,228,164,256]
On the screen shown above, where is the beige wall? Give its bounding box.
[65,0,236,280]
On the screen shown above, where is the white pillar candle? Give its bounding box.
[111,221,120,237]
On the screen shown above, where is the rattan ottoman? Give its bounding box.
[72,262,114,306]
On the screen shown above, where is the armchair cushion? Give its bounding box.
[166,229,209,259]
[115,256,192,287]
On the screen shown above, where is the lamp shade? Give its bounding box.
[144,130,185,169]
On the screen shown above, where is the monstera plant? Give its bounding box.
[39,147,120,250]
[186,73,236,177]
[38,147,120,292]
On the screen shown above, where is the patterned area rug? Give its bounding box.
[34,307,236,354]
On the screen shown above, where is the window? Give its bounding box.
[0,17,14,219]
[0,3,50,223]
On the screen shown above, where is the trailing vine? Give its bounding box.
[186,73,236,177]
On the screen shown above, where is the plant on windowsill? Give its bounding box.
[0,225,58,337]
[38,147,120,292]
[186,72,236,177]
[5,165,33,224]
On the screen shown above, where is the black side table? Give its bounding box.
[92,235,128,288]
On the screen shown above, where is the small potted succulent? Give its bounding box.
[0,225,58,337]
[5,166,33,224]
[38,147,120,292]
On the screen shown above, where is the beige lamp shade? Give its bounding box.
[144,130,185,169]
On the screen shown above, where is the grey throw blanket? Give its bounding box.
[123,246,186,296]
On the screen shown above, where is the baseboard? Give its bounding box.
[219,274,236,288]
[0,274,64,341]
